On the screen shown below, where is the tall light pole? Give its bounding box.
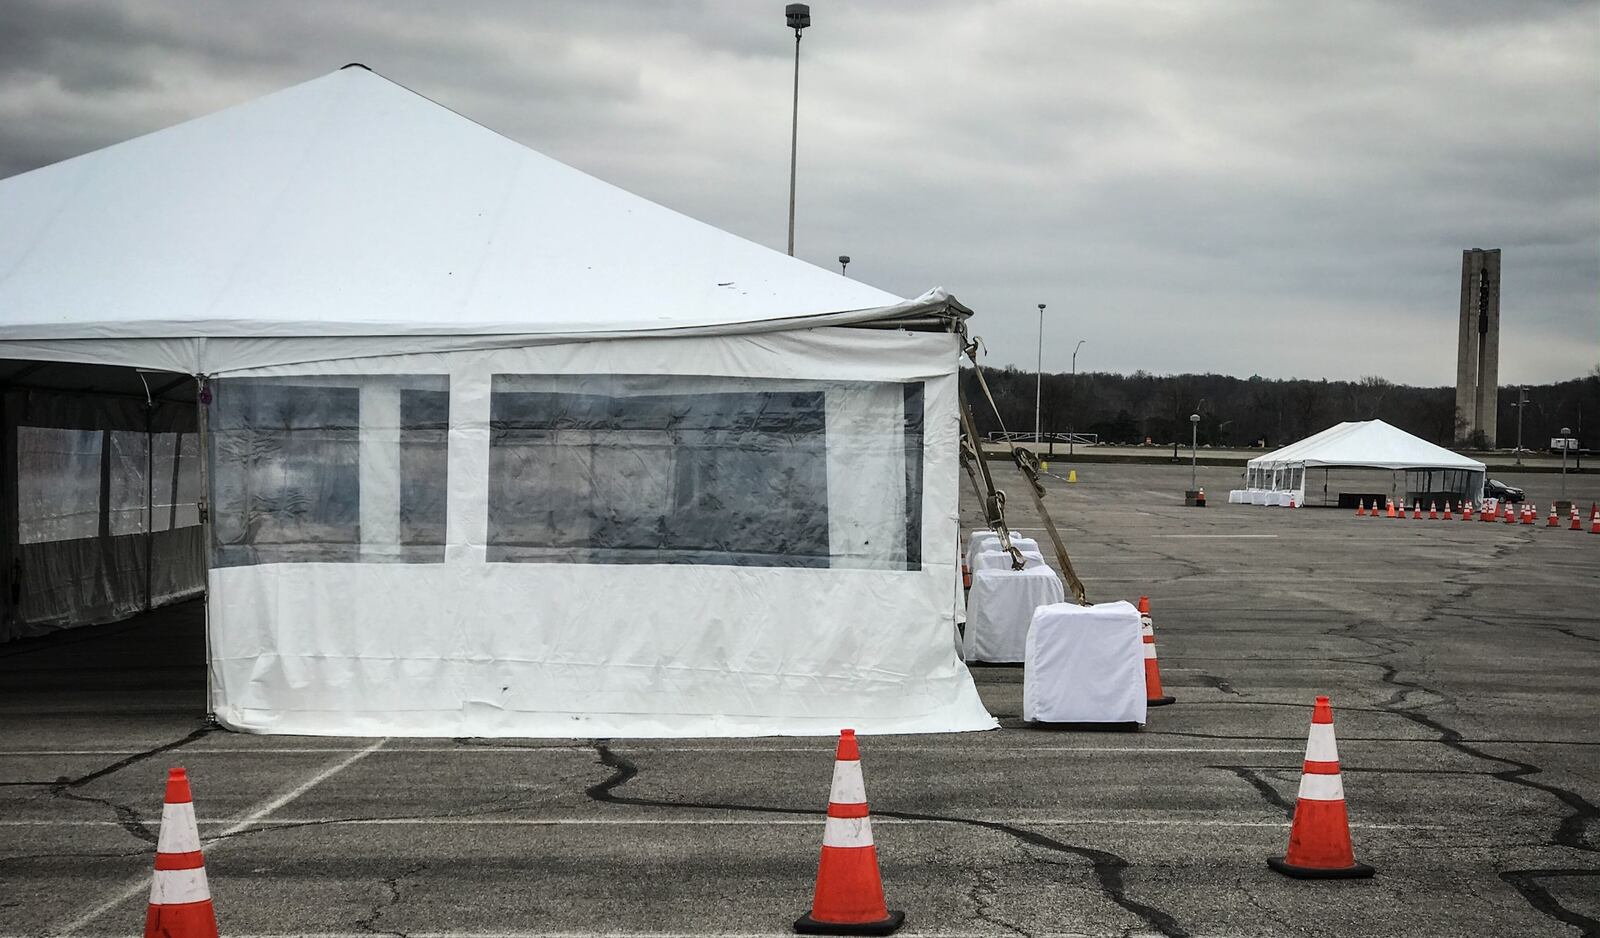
[1190,413,1201,490]
[1513,385,1527,466]
[1035,303,1046,444]
[1069,339,1085,456]
[838,255,850,275]
[785,4,810,256]
[1561,426,1571,500]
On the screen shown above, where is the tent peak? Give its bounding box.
[0,62,929,345]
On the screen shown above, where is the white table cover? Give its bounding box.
[967,530,997,562]
[1228,489,1245,504]
[968,532,1040,561]
[970,548,1046,573]
[963,566,1064,663]
[1023,600,1147,724]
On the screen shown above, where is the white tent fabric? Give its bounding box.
[0,65,963,372]
[1248,420,1485,473]
[1243,420,1485,505]
[0,67,996,737]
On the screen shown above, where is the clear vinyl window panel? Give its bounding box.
[17,427,103,544]
[208,375,448,567]
[108,431,204,536]
[488,374,924,570]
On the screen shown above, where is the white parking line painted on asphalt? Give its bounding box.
[0,816,1440,830]
[0,745,1303,756]
[52,738,388,936]
[7,932,1171,938]
[216,739,388,836]
[1151,534,1280,539]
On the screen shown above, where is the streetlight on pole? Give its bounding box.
[1512,385,1527,466]
[1035,303,1046,444]
[1561,426,1572,500]
[1190,413,1201,490]
[784,4,810,257]
[1069,339,1086,456]
[838,255,850,275]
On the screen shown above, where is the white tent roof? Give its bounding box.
[0,65,963,344]
[1248,420,1486,472]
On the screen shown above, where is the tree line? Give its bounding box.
[960,365,1600,451]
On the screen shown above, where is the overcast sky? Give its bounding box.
[2,0,1595,385]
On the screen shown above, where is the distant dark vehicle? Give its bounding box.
[1483,479,1525,502]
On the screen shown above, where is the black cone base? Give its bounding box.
[795,910,905,936]
[1148,696,1176,707]
[1267,856,1375,879]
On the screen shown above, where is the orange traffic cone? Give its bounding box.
[1590,507,1599,534]
[1505,503,1517,524]
[1428,502,1439,520]
[1461,502,1473,521]
[1138,597,1175,707]
[1522,504,1535,525]
[146,768,218,938]
[1355,499,1366,517]
[1442,502,1454,521]
[1571,506,1582,531]
[1548,505,1559,527]
[1411,501,1423,520]
[1481,502,1495,521]
[1385,499,1397,519]
[1267,696,1374,880]
[796,730,904,936]
[962,562,971,590]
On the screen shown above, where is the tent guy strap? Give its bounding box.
[957,324,1088,605]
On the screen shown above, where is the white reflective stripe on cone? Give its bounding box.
[156,801,201,853]
[1140,623,1154,639]
[1297,771,1345,802]
[150,866,211,904]
[828,760,866,806]
[822,815,875,849]
[1304,723,1339,763]
[1143,642,1158,660]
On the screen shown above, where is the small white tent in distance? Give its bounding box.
[1239,420,1487,508]
[0,65,996,738]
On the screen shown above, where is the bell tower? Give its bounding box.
[1454,248,1500,447]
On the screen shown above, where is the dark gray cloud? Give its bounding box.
[1,0,1594,384]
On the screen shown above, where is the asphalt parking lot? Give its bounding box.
[2,462,1597,937]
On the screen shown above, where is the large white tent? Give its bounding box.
[0,66,996,737]
[1240,420,1486,508]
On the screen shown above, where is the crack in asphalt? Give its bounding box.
[1218,767,1295,819]
[1235,878,1297,934]
[966,865,1030,937]
[1332,536,1600,935]
[46,724,215,844]
[584,742,1191,938]
[202,786,536,847]
[354,861,427,938]
[1188,673,1243,697]
[1143,729,1598,745]
[1497,869,1600,937]
[1554,628,1599,645]
[1352,636,1599,854]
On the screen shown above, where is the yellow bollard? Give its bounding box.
[1067,469,1078,483]
[1041,460,1049,472]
